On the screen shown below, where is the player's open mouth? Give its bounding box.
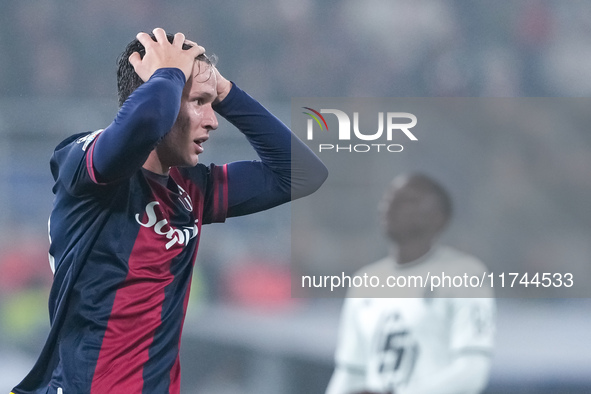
[194,137,208,153]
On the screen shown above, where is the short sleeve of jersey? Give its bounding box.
[334,298,368,373]
[177,163,229,225]
[202,163,228,224]
[50,130,105,196]
[449,298,496,355]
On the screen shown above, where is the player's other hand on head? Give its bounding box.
[129,27,205,82]
[212,66,232,104]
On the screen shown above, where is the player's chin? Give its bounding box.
[175,155,199,168]
[188,154,200,167]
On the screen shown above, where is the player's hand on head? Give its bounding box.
[128,27,205,82]
[212,66,232,104]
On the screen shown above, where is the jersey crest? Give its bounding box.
[177,184,193,212]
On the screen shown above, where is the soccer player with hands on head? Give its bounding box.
[11,28,327,394]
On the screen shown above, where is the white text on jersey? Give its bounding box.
[135,201,198,250]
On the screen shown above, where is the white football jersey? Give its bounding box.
[330,245,495,394]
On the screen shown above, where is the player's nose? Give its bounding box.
[203,104,218,130]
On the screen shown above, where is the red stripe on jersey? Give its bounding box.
[212,164,229,222]
[222,164,228,216]
[168,250,196,394]
[86,131,106,185]
[86,138,99,184]
[91,214,181,393]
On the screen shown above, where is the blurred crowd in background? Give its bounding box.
[3,0,591,100]
[1,1,591,393]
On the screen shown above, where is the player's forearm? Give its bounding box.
[400,355,491,394]
[92,68,185,182]
[325,367,367,394]
[214,83,328,199]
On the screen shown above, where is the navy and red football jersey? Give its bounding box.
[52,142,227,393]
[12,68,327,394]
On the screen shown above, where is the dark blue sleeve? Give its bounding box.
[90,68,186,183]
[213,84,327,217]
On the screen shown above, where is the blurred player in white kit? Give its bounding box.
[326,173,495,394]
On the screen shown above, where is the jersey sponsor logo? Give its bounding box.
[135,201,199,250]
[76,129,103,151]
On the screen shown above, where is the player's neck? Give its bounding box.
[392,239,434,265]
[143,152,171,176]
